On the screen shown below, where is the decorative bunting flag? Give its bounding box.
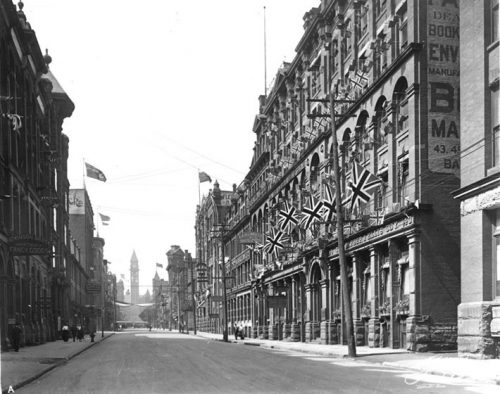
[85,162,107,182]
[264,228,287,258]
[198,171,212,183]
[301,196,324,230]
[278,201,300,233]
[322,185,337,223]
[343,162,381,211]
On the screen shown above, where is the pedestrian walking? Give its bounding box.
[234,324,239,340]
[77,325,84,341]
[70,324,77,342]
[11,323,22,352]
[61,323,70,342]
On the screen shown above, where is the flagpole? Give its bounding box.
[263,5,267,96]
[198,170,201,206]
[82,158,86,189]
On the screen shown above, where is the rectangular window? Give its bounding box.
[493,88,500,167]
[492,0,499,44]
[495,210,500,298]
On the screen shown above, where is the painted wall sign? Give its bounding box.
[427,0,460,175]
[328,216,415,257]
[69,189,85,214]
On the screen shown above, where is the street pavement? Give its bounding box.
[1,332,113,393]
[0,329,499,393]
[196,331,500,387]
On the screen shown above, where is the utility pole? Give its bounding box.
[189,254,197,335]
[329,89,357,358]
[220,226,229,342]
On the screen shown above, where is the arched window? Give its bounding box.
[309,153,320,193]
[393,78,409,135]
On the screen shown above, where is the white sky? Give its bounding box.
[26,0,319,293]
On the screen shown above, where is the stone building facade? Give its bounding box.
[196,0,461,351]
[0,1,76,349]
[452,0,500,359]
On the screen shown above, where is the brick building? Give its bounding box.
[452,0,500,359]
[196,0,461,351]
[0,0,75,349]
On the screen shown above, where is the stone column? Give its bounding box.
[368,247,380,348]
[320,279,329,344]
[389,240,399,349]
[290,275,301,341]
[406,231,423,351]
[304,284,313,342]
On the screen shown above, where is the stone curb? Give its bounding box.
[382,361,500,386]
[1,333,114,394]
[198,334,499,386]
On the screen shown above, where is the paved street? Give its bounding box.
[14,330,499,394]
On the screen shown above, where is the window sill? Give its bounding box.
[487,166,500,177]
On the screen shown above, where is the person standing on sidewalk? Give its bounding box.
[11,323,22,352]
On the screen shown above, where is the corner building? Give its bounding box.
[197,0,462,351]
[452,0,500,359]
[0,1,74,349]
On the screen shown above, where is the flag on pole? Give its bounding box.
[343,162,381,211]
[85,162,107,182]
[277,201,300,233]
[99,213,110,225]
[322,185,337,223]
[156,263,163,268]
[301,196,324,230]
[264,228,287,258]
[198,171,212,183]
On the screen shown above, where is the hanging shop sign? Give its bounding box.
[10,235,51,256]
[267,295,287,308]
[239,232,263,244]
[86,281,102,294]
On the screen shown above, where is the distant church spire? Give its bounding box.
[130,250,139,305]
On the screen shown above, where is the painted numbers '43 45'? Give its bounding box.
[433,144,459,154]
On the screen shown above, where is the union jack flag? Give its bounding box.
[343,162,381,211]
[355,69,369,85]
[246,242,264,254]
[349,74,363,90]
[278,201,300,233]
[368,209,385,227]
[264,228,287,258]
[301,196,324,230]
[322,185,337,223]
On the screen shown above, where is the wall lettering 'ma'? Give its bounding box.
[427,0,460,175]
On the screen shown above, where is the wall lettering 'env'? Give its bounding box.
[427,0,460,175]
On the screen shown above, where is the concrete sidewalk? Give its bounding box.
[195,331,500,386]
[0,332,114,393]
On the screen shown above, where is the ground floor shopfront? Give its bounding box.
[215,212,459,351]
[0,240,90,350]
[453,175,500,358]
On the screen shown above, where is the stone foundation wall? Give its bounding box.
[458,302,500,359]
[368,318,380,348]
[290,322,301,342]
[407,315,457,352]
[355,320,365,346]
